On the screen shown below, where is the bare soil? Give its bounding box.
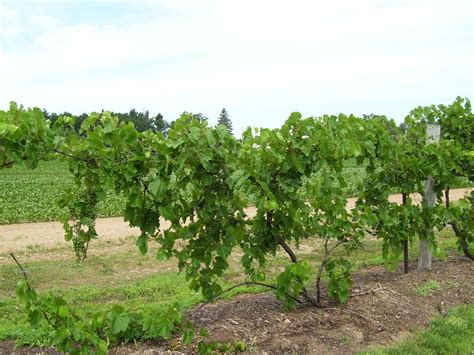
[0,188,472,353]
[121,257,474,354]
[1,188,472,265]
[2,257,472,354]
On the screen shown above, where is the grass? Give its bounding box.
[361,304,474,355]
[0,227,466,348]
[416,280,441,296]
[0,160,125,224]
[0,257,263,346]
[0,160,472,350]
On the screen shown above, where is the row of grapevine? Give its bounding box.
[1,97,472,353]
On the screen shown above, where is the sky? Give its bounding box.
[0,0,472,134]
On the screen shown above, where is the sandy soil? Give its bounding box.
[1,188,471,258]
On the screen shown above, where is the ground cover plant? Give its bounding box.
[0,227,470,353]
[0,161,125,224]
[361,304,474,354]
[0,97,472,353]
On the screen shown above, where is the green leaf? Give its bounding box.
[182,321,195,345]
[28,309,42,327]
[205,130,216,146]
[148,177,168,199]
[189,126,201,141]
[136,234,148,255]
[169,138,184,148]
[112,312,130,334]
[159,205,175,220]
[228,169,246,187]
[157,317,175,338]
[156,248,170,261]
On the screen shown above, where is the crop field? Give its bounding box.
[0,161,125,224]
[1,160,470,225]
[1,161,370,225]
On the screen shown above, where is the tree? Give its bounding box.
[153,113,169,135]
[110,109,156,132]
[217,108,232,134]
[399,122,408,134]
[128,109,153,132]
[74,113,88,133]
[41,108,167,134]
[42,109,59,125]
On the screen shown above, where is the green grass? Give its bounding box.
[361,304,474,355]
[416,280,441,296]
[0,160,472,349]
[0,272,204,346]
[0,228,467,348]
[0,160,125,224]
[0,266,264,346]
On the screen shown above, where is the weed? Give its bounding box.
[416,280,441,296]
[360,305,474,354]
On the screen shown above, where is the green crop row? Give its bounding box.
[0,161,125,224]
[1,160,470,225]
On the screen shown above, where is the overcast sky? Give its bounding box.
[0,0,472,134]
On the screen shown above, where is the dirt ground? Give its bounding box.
[1,188,472,264]
[127,257,473,354]
[3,256,471,354]
[0,188,472,354]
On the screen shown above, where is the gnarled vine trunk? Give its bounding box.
[445,188,474,260]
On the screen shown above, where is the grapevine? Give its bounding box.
[1,98,472,353]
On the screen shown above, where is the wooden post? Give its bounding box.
[402,192,409,273]
[418,124,440,271]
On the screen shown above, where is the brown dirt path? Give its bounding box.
[1,188,471,259]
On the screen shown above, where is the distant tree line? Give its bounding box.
[42,108,234,136]
[42,109,171,135]
[363,113,408,136]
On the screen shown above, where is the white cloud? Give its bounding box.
[0,0,472,130]
[0,4,20,37]
[31,14,58,27]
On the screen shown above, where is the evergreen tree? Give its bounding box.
[153,113,169,135]
[74,113,88,132]
[217,108,232,134]
[398,122,408,135]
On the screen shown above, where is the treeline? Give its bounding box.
[42,108,234,135]
[42,108,171,134]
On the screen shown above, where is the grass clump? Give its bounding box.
[416,280,441,296]
[361,304,474,354]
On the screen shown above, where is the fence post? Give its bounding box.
[418,123,440,270]
[402,192,409,273]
